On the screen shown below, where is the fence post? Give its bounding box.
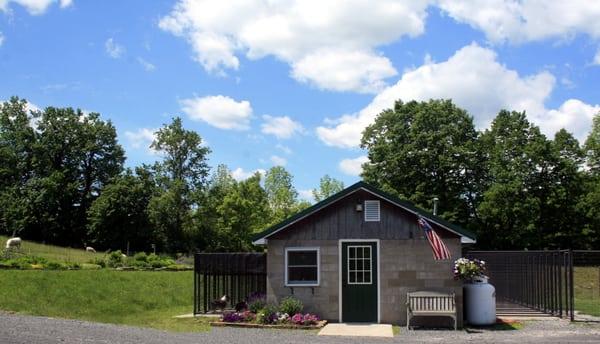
[569,249,574,321]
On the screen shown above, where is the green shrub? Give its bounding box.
[89,257,106,268]
[45,261,66,270]
[133,252,148,262]
[279,296,303,316]
[106,250,124,268]
[248,294,266,313]
[67,262,81,270]
[256,304,278,324]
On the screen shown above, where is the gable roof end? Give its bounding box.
[252,181,476,245]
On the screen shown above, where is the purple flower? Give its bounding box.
[222,312,242,323]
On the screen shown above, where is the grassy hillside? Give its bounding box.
[574,267,600,316]
[0,270,210,332]
[0,235,105,264]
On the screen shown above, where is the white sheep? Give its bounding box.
[85,246,96,253]
[5,237,22,249]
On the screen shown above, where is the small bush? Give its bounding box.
[256,304,278,324]
[89,258,106,268]
[133,252,148,262]
[247,292,266,313]
[106,250,124,268]
[279,296,303,316]
[45,261,66,270]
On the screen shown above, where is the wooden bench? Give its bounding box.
[406,291,457,330]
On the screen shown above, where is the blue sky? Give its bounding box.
[1,1,599,201]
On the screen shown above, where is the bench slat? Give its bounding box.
[406,291,457,330]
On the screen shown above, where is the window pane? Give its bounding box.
[349,259,356,270]
[356,271,364,283]
[364,247,371,259]
[349,271,356,283]
[364,272,371,284]
[288,251,317,266]
[288,267,317,283]
[349,247,356,259]
[356,247,363,258]
[356,259,363,271]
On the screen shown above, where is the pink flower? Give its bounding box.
[291,313,304,324]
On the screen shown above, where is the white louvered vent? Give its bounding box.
[364,200,380,222]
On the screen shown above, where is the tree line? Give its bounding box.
[0,97,344,253]
[361,99,600,250]
[2,96,599,252]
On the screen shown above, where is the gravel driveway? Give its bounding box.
[2,312,600,344]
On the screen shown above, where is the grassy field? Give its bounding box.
[574,267,600,317]
[0,235,105,264]
[0,270,211,332]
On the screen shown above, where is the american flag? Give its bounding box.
[417,217,451,260]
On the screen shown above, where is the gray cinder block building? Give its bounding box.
[252,181,476,326]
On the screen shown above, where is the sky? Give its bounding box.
[1,0,600,202]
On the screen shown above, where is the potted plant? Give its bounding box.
[454,257,496,325]
[454,257,487,283]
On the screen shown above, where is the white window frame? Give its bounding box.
[364,200,380,222]
[347,245,373,285]
[284,247,320,287]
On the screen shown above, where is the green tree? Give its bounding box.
[215,172,270,251]
[195,164,238,250]
[264,166,299,223]
[0,97,37,236]
[1,102,125,245]
[148,117,211,252]
[477,110,556,249]
[87,166,157,251]
[312,175,344,202]
[361,99,480,226]
[585,112,600,175]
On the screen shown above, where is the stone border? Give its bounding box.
[210,320,328,330]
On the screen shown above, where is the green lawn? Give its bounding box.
[0,235,105,264]
[574,266,600,317]
[0,270,211,332]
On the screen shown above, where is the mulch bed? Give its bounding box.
[210,320,328,330]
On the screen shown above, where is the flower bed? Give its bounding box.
[210,319,328,330]
[210,295,326,329]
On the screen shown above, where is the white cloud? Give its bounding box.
[275,143,292,155]
[159,0,429,92]
[0,0,58,15]
[0,32,4,46]
[261,115,304,139]
[594,49,600,66]
[317,43,556,148]
[124,128,157,154]
[298,189,315,203]
[59,0,72,8]
[180,95,252,130]
[542,99,600,142]
[137,57,156,71]
[291,48,397,93]
[437,0,600,44]
[270,155,287,166]
[231,167,265,181]
[339,156,368,176]
[105,38,125,59]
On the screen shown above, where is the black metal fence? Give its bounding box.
[466,250,574,320]
[194,253,267,314]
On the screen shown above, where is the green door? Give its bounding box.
[341,241,378,322]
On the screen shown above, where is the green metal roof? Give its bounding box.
[252,181,476,244]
